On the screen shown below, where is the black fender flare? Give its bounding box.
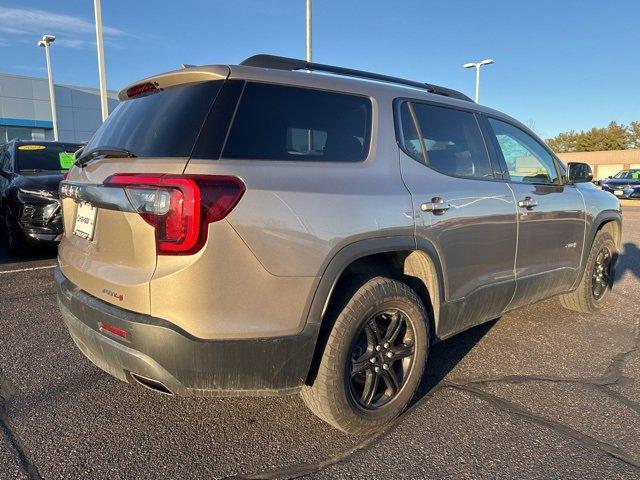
[571,209,622,290]
[302,235,445,383]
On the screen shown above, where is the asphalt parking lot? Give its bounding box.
[0,205,638,480]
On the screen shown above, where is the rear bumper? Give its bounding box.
[55,266,318,396]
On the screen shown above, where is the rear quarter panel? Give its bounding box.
[183,88,414,278]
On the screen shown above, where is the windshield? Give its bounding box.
[84,81,223,158]
[613,170,640,179]
[16,143,82,172]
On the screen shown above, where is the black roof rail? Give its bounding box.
[240,54,473,102]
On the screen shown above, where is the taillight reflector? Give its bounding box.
[99,321,128,339]
[104,174,245,255]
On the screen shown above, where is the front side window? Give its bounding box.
[399,102,493,179]
[222,83,371,162]
[488,118,559,184]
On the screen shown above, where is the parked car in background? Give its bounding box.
[600,169,640,199]
[0,140,82,256]
[55,55,621,434]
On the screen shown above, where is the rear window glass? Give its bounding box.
[16,143,82,172]
[84,81,223,158]
[222,83,371,162]
[399,102,493,179]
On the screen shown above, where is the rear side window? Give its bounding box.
[84,81,223,158]
[222,83,371,162]
[399,102,493,179]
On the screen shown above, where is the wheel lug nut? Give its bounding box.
[383,342,390,349]
[382,364,389,370]
[386,351,393,357]
[374,366,380,373]
[375,345,382,351]
[370,357,376,363]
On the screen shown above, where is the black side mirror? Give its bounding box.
[567,162,593,183]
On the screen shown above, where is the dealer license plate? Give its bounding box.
[73,202,97,240]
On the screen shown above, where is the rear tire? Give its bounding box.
[3,207,27,258]
[559,231,616,313]
[301,276,429,434]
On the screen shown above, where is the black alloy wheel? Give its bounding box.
[591,246,612,300]
[349,309,416,410]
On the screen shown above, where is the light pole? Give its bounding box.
[306,0,312,63]
[94,0,109,121]
[463,58,494,103]
[37,35,58,141]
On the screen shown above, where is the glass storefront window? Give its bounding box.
[6,126,35,141]
[0,126,54,143]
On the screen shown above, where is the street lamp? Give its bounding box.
[37,34,58,141]
[463,58,494,103]
[94,0,109,122]
[306,0,312,63]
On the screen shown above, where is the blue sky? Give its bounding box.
[0,0,638,138]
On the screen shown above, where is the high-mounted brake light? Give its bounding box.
[104,174,245,255]
[125,82,160,99]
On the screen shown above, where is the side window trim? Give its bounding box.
[484,115,563,186]
[473,113,501,180]
[476,114,510,181]
[393,100,425,164]
[394,97,500,182]
[406,102,429,164]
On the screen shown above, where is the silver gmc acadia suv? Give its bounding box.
[55,55,621,433]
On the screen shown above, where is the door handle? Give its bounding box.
[421,197,451,215]
[518,196,538,210]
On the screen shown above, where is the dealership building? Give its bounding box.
[557,149,640,180]
[0,72,118,144]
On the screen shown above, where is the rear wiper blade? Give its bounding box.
[75,147,137,167]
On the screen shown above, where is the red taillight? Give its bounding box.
[99,321,127,339]
[104,174,245,255]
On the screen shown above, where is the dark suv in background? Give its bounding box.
[600,169,640,199]
[0,140,82,256]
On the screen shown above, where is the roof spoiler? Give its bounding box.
[241,54,473,102]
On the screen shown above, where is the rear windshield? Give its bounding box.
[222,83,372,162]
[84,81,223,158]
[16,143,82,172]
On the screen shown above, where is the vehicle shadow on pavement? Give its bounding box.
[411,319,497,406]
[616,242,640,281]
[0,238,57,266]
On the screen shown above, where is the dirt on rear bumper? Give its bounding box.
[55,266,317,397]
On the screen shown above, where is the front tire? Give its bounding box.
[3,207,28,258]
[559,231,616,313]
[301,276,429,434]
